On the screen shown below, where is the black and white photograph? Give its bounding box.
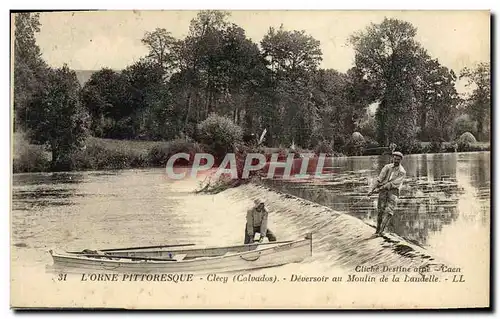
[10,9,491,309]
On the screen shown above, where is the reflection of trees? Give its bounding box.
[262,153,487,246]
[472,152,490,190]
[12,173,86,211]
[391,204,458,244]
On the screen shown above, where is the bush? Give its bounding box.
[429,141,443,153]
[70,139,148,170]
[357,112,377,141]
[351,132,365,144]
[196,113,243,161]
[364,137,379,149]
[453,114,477,139]
[147,139,205,166]
[314,140,334,156]
[344,132,366,155]
[457,132,477,152]
[458,132,477,144]
[13,144,50,173]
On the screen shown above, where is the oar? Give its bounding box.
[101,243,195,252]
[246,239,295,246]
[69,243,195,254]
[79,253,178,262]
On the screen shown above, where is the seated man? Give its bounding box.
[244,199,277,244]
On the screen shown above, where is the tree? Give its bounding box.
[141,28,177,77]
[460,62,490,141]
[13,12,49,131]
[420,60,460,142]
[123,59,171,139]
[167,10,271,138]
[260,26,323,147]
[80,68,131,137]
[169,10,233,133]
[24,65,90,170]
[261,25,322,80]
[349,18,425,150]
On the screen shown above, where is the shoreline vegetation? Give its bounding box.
[13,12,490,176]
[13,131,490,174]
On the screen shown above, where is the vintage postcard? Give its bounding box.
[10,10,491,309]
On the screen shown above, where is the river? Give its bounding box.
[261,151,491,267]
[10,151,490,308]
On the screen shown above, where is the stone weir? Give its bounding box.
[217,182,452,272]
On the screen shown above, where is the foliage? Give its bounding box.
[458,132,477,144]
[147,139,205,166]
[357,110,377,140]
[460,62,490,141]
[453,114,477,138]
[196,113,243,160]
[349,18,444,149]
[351,132,365,144]
[70,139,146,170]
[13,132,50,173]
[13,12,50,132]
[13,11,491,174]
[261,25,322,79]
[141,28,177,76]
[24,65,90,170]
[418,58,460,142]
[314,140,334,156]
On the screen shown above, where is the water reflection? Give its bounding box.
[262,152,490,248]
[12,172,87,211]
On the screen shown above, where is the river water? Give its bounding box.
[10,151,490,308]
[261,151,491,265]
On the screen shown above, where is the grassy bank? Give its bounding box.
[12,133,491,174]
[12,133,201,173]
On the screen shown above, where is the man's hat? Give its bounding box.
[254,199,264,206]
[392,151,403,158]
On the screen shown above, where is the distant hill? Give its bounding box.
[75,70,97,86]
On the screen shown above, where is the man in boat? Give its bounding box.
[368,151,406,236]
[244,199,277,244]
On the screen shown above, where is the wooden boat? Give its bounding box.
[48,234,312,274]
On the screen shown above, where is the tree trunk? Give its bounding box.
[420,110,427,140]
[51,143,58,171]
[183,90,192,135]
[477,118,483,141]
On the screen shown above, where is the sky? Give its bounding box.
[33,10,490,92]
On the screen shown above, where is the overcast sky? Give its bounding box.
[34,10,490,92]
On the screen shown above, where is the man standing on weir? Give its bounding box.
[368,151,406,236]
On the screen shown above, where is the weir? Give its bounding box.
[202,182,450,272]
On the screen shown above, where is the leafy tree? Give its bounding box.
[169,10,233,133]
[13,12,49,131]
[167,11,271,139]
[349,18,425,150]
[196,113,243,160]
[261,25,322,80]
[460,62,490,141]
[123,59,171,139]
[260,25,323,147]
[453,114,477,138]
[421,60,460,142]
[141,28,177,77]
[24,65,90,170]
[80,68,131,137]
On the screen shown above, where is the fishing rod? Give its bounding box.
[349,179,394,207]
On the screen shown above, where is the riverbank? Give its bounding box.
[12,133,490,174]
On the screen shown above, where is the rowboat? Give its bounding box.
[47,234,312,274]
